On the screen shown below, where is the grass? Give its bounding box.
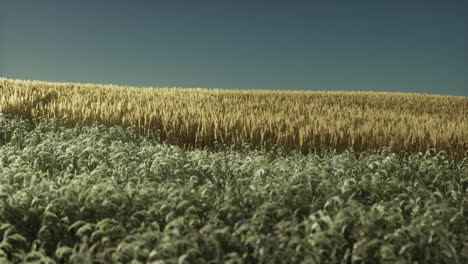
[1,78,467,263]
[0,114,466,263]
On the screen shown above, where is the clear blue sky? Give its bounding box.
[1,0,467,96]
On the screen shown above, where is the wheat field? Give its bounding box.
[0,78,466,156]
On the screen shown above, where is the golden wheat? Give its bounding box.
[0,78,467,155]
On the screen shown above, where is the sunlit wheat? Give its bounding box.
[1,78,466,156]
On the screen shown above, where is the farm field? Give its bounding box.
[2,0,467,263]
[0,79,467,263]
[1,78,467,156]
[0,114,466,263]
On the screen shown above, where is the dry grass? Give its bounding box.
[1,78,467,156]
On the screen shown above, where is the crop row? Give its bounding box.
[1,78,467,156]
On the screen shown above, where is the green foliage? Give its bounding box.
[0,114,466,263]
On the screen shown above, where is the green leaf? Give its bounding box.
[55,246,73,259]
[76,223,95,238]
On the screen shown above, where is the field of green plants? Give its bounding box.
[0,113,466,263]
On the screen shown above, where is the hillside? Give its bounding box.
[1,78,467,157]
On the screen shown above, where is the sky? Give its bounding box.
[1,0,467,96]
